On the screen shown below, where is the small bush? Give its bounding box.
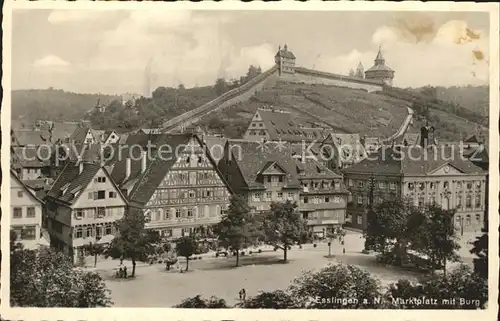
[313,244,317,248]
[258,249,262,253]
[249,251,253,254]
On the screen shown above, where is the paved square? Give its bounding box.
[99,232,477,307]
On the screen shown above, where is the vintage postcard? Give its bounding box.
[1,1,499,321]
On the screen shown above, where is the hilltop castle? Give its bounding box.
[274,44,395,88]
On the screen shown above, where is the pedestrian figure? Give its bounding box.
[118,266,123,278]
[343,247,346,255]
[239,288,246,301]
[123,265,128,278]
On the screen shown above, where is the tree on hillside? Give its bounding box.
[386,265,488,309]
[176,236,198,272]
[410,204,460,274]
[214,78,229,96]
[214,195,260,267]
[365,198,422,266]
[175,295,228,308]
[245,65,262,83]
[106,208,161,277]
[82,242,105,268]
[262,201,307,262]
[288,263,383,309]
[10,232,112,307]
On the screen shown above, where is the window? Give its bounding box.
[348,179,353,187]
[86,227,93,238]
[429,197,435,205]
[444,182,449,189]
[357,196,363,204]
[466,195,472,208]
[88,192,94,200]
[457,196,462,207]
[302,212,309,219]
[333,196,341,203]
[253,193,262,202]
[389,182,396,190]
[277,192,283,200]
[187,208,194,218]
[476,214,481,222]
[408,183,414,191]
[287,192,294,200]
[467,182,472,189]
[378,181,386,189]
[265,192,272,201]
[75,209,84,219]
[430,182,436,190]
[27,207,36,218]
[13,207,22,219]
[465,215,471,225]
[278,176,283,183]
[457,182,462,189]
[105,225,113,235]
[163,209,170,220]
[475,195,481,207]
[304,196,309,204]
[176,209,182,218]
[198,207,205,218]
[109,191,117,198]
[357,216,363,225]
[75,228,83,238]
[325,197,330,203]
[267,176,272,183]
[95,177,106,183]
[97,191,106,200]
[17,191,23,198]
[418,197,425,208]
[358,181,364,188]
[476,181,481,189]
[97,207,105,218]
[419,182,425,191]
[21,227,36,240]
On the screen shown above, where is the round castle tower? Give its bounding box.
[364,47,395,86]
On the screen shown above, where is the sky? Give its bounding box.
[11,10,490,95]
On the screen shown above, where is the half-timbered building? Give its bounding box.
[111,133,232,239]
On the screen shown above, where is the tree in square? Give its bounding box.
[262,201,307,262]
[214,195,260,267]
[106,208,161,277]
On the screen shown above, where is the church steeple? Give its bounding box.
[374,46,385,65]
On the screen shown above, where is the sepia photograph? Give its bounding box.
[1,2,499,320]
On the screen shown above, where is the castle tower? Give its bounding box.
[355,62,364,79]
[275,44,296,76]
[364,46,395,86]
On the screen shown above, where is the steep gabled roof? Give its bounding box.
[11,130,50,146]
[47,162,101,204]
[126,133,198,205]
[256,109,331,142]
[228,140,301,190]
[11,146,51,168]
[10,169,45,204]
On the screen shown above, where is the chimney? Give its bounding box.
[125,158,131,180]
[141,151,147,173]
